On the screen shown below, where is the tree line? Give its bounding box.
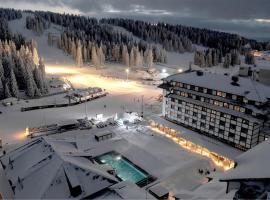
[0,8,48,100]
[27,10,167,68]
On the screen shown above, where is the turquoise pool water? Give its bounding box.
[96,152,148,183]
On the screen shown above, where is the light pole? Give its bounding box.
[125,68,129,81]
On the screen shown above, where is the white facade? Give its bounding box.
[160,71,270,150]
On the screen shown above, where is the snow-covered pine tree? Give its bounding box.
[97,46,105,67]
[9,68,19,98]
[76,40,83,67]
[129,47,135,68]
[91,45,99,67]
[223,53,231,68]
[0,79,4,99]
[245,52,255,65]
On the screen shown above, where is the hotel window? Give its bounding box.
[231,116,237,121]
[210,118,215,123]
[234,106,240,112]
[171,98,175,102]
[190,85,195,90]
[240,107,245,113]
[240,136,247,142]
[211,110,216,114]
[241,127,248,134]
[177,114,182,118]
[201,122,206,127]
[229,132,235,138]
[178,107,182,112]
[219,129,225,134]
[214,101,219,106]
[209,125,215,131]
[192,119,197,124]
[178,100,182,104]
[185,117,189,122]
[201,114,206,120]
[176,82,180,87]
[202,107,207,112]
[217,91,222,97]
[171,105,175,109]
[212,90,217,95]
[203,88,207,93]
[242,119,249,125]
[230,124,236,130]
[220,120,225,126]
[180,83,183,87]
[185,110,189,114]
[198,87,204,93]
[222,92,226,98]
[232,95,237,100]
[207,89,212,94]
[193,112,198,117]
[224,103,229,108]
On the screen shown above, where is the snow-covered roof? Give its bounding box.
[164,71,270,103]
[0,137,119,199]
[220,139,270,182]
[149,184,169,197]
[149,116,242,159]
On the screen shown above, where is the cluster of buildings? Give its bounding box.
[0,137,156,199]
[158,70,270,198]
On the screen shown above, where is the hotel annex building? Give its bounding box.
[159,71,270,150]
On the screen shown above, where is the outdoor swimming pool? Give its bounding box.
[95,151,149,184]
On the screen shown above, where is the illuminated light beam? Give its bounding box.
[148,125,235,171]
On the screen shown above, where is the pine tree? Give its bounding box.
[76,40,83,67]
[0,79,4,99]
[223,53,231,68]
[9,68,19,97]
[145,47,153,69]
[91,45,99,67]
[0,59,4,80]
[129,47,135,68]
[97,46,105,67]
[4,80,11,98]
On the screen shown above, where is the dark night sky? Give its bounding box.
[1,0,270,40]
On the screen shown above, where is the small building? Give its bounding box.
[220,139,270,199]
[238,66,253,77]
[149,185,169,199]
[95,132,113,142]
[258,68,270,86]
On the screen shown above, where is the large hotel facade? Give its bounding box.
[159,71,270,150]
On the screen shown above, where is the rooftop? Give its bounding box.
[164,71,270,103]
[220,139,270,182]
[0,137,153,199]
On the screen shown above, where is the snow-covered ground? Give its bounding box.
[2,12,269,199]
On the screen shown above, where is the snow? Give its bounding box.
[150,116,242,159]
[165,71,270,102]
[220,139,270,181]
[2,11,267,199]
[0,137,120,199]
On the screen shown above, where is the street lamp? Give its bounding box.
[162,69,167,73]
[125,68,129,81]
[178,69,183,73]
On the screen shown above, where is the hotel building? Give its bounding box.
[159,71,270,150]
